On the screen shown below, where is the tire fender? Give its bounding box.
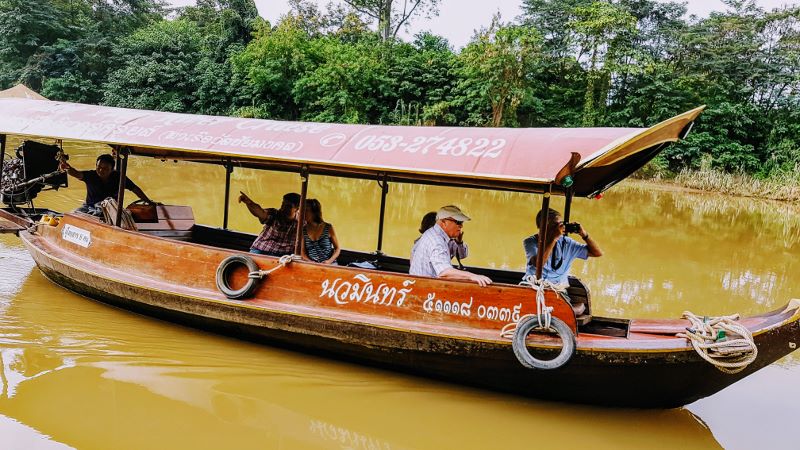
[512,315,576,370]
[216,255,260,299]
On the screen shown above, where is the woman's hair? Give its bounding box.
[419,211,437,234]
[306,198,323,224]
[266,192,301,227]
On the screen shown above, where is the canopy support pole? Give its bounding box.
[0,135,6,180]
[376,173,389,255]
[294,165,309,256]
[535,185,553,280]
[114,146,129,227]
[563,186,574,223]
[223,158,232,229]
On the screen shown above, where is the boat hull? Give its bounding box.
[23,220,800,408]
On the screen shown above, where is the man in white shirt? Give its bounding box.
[409,205,492,287]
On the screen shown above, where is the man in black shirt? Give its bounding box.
[60,154,152,216]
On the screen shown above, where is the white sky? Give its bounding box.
[168,0,799,48]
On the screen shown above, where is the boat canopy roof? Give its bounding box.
[0,99,703,196]
[0,85,48,100]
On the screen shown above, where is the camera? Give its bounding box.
[564,222,581,234]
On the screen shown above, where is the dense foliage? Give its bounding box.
[1,0,798,178]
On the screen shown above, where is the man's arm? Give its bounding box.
[577,224,603,257]
[129,185,152,203]
[238,191,269,222]
[439,268,492,287]
[59,161,84,180]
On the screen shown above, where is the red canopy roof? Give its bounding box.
[0,99,703,195]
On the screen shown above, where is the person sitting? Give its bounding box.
[410,205,492,287]
[60,154,152,217]
[523,208,603,287]
[302,198,340,264]
[417,211,468,266]
[239,191,300,256]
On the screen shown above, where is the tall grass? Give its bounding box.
[672,165,800,202]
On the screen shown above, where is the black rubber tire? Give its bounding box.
[216,255,260,299]
[512,315,576,370]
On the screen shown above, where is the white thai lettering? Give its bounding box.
[320,274,413,308]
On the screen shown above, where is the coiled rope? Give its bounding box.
[676,311,758,374]
[248,254,301,279]
[500,276,566,337]
[500,276,576,370]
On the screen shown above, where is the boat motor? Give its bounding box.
[1,140,68,206]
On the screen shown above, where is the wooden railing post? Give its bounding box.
[223,158,233,229]
[535,185,553,280]
[293,166,309,255]
[114,146,129,227]
[376,173,389,255]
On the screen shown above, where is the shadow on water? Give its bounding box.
[0,251,721,450]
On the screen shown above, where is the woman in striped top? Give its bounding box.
[302,199,340,264]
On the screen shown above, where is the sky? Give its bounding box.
[168,0,800,48]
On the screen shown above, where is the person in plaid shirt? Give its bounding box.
[239,191,301,256]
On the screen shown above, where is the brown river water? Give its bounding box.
[1,139,799,449]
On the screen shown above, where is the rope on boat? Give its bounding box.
[248,254,301,279]
[676,311,758,374]
[501,276,567,337]
[216,254,300,300]
[499,276,576,370]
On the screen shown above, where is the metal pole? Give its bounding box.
[376,173,389,254]
[563,186,574,224]
[0,135,6,179]
[535,186,553,280]
[293,166,309,255]
[115,147,128,227]
[223,158,232,229]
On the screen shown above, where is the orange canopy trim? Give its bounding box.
[0,99,703,195]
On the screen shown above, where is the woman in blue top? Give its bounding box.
[302,199,340,264]
[523,208,603,286]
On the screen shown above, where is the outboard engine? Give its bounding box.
[1,140,68,206]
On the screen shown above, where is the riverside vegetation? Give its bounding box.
[0,0,798,200]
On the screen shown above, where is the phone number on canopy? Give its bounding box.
[351,135,507,158]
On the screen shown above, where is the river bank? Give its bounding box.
[634,168,800,203]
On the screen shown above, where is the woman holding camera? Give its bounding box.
[522,208,603,287]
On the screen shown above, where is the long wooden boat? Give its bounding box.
[0,98,798,408]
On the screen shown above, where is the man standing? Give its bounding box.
[60,154,152,216]
[410,205,492,287]
[523,208,602,286]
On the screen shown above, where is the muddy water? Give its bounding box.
[0,139,798,449]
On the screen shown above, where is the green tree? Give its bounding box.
[343,0,440,41]
[232,17,317,119]
[569,1,637,126]
[384,33,456,125]
[103,19,206,112]
[0,0,72,88]
[455,17,542,127]
[292,37,392,123]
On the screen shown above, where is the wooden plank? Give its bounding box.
[0,218,24,233]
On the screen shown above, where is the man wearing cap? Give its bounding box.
[410,205,493,287]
